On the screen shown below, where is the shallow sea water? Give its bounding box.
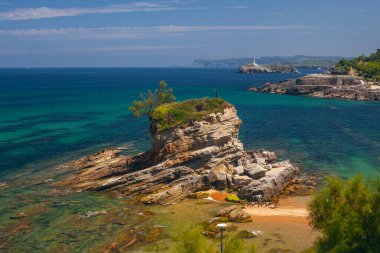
[0,68,379,252]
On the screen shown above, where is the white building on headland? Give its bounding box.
[251,58,259,67]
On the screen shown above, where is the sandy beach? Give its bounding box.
[243,196,310,218]
[240,196,319,251]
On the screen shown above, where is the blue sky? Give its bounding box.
[0,0,379,67]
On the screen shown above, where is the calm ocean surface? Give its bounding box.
[0,67,379,178]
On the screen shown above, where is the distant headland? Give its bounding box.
[238,59,299,74]
[191,55,352,68]
[249,50,380,101]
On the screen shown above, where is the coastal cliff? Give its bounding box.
[250,74,380,101]
[239,63,299,74]
[55,99,299,205]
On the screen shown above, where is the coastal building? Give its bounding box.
[251,58,259,67]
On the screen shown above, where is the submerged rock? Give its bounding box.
[55,99,299,205]
[10,212,27,220]
[81,210,107,218]
[0,182,7,189]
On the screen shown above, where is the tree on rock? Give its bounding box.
[129,81,175,118]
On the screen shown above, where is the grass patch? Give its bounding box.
[151,98,230,132]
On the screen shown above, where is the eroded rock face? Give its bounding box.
[250,74,380,101]
[55,106,299,205]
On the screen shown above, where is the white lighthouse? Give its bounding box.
[251,58,259,67]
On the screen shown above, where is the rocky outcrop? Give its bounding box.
[55,102,299,205]
[239,64,299,74]
[250,74,380,101]
[216,205,252,223]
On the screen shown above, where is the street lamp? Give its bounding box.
[216,223,227,253]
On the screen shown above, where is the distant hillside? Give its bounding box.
[192,55,352,68]
[335,49,380,81]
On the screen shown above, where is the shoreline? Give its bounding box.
[249,74,380,101]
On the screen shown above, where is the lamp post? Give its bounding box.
[216,223,227,253]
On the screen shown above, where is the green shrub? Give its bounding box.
[151,98,230,132]
[309,174,380,253]
[172,225,258,253]
[335,49,380,81]
[172,225,216,253]
[226,194,240,203]
[224,236,245,253]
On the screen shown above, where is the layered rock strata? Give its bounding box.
[250,74,380,101]
[55,104,299,205]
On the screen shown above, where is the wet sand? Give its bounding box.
[241,196,318,252]
[243,196,310,218]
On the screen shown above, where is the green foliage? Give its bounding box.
[224,236,258,253]
[173,225,216,253]
[226,194,240,203]
[175,226,217,253]
[129,80,176,118]
[172,225,258,253]
[308,174,380,253]
[151,98,230,132]
[224,236,245,253]
[301,247,317,253]
[335,49,380,81]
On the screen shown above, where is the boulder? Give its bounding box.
[216,205,240,217]
[244,164,266,179]
[215,205,252,223]
[228,209,252,223]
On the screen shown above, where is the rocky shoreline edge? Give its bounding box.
[249,74,380,101]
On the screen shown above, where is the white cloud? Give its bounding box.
[63,45,205,52]
[0,45,205,55]
[0,2,177,21]
[0,25,308,39]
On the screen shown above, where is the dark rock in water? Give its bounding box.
[250,74,380,101]
[55,101,299,205]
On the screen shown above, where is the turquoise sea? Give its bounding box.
[1,68,379,178]
[0,68,379,252]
